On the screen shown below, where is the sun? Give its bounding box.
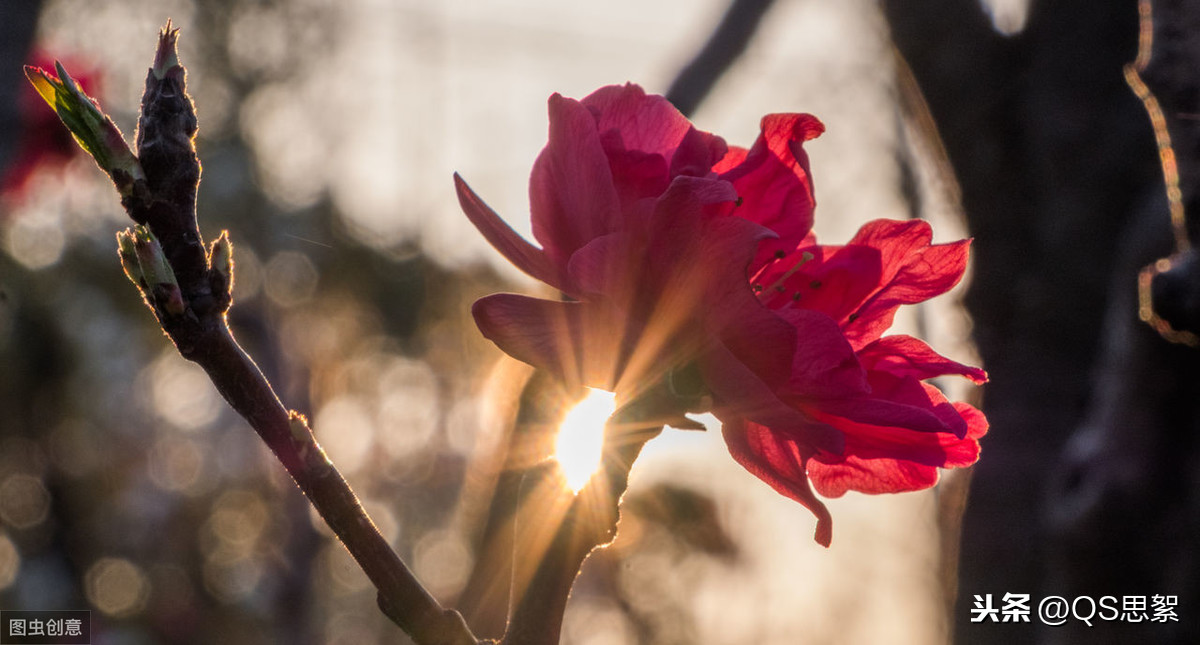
[554,389,617,493]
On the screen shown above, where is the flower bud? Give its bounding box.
[152,20,182,80]
[137,20,199,208]
[131,226,180,292]
[209,231,234,291]
[153,283,187,316]
[24,62,145,197]
[116,229,142,286]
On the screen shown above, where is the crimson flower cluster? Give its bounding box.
[455,83,987,545]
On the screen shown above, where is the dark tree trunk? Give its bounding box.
[884,1,1198,642]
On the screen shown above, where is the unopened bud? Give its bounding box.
[153,283,187,316]
[24,63,145,196]
[288,412,312,444]
[137,20,199,216]
[209,231,233,288]
[132,226,179,291]
[116,230,142,286]
[153,20,182,80]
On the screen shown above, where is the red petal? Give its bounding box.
[721,417,833,547]
[807,401,986,497]
[807,455,939,497]
[810,396,953,435]
[597,138,671,210]
[471,294,623,391]
[841,220,971,347]
[529,93,621,269]
[952,402,990,446]
[712,145,748,174]
[454,174,565,291]
[669,125,729,178]
[857,335,987,384]
[806,395,986,468]
[702,343,845,454]
[719,113,824,271]
[581,83,698,163]
[566,232,625,298]
[769,308,869,397]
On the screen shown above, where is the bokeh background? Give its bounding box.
[3,1,1196,644]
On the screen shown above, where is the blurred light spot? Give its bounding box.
[0,437,48,479]
[445,397,483,456]
[314,396,376,474]
[227,6,289,78]
[85,557,150,617]
[191,74,235,139]
[264,250,318,306]
[617,548,674,615]
[323,542,370,594]
[563,598,637,645]
[207,490,268,557]
[241,84,326,210]
[0,532,19,590]
[326,610,379,645]
[281,311,340,364]
[413,529,473,598]
[983,0,1029,35]
[148,437,206,494]
[148,352,221,432]
[0,474,51,530]
[48,421,106,478]
[3,210,65,270]
[555,389,615,493]
[377,358,439,459]
[203,556,263,603]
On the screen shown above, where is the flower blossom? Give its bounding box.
[455,83,987,545]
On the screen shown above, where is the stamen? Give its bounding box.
[758,251,815,295]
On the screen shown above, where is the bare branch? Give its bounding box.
[664,0,777,116]
[30,22,479,645]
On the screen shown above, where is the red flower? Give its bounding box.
[455,83,987,545]
[712,219,987,546]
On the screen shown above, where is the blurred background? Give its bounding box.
[1,0,1195,644]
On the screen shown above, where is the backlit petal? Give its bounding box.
[454,174,565,291]
[720,113,824,271]
[721,417,833,547]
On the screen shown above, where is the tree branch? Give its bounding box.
[664,0,777,116]
[31,22,480,645]
[1129,0,1200,341]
